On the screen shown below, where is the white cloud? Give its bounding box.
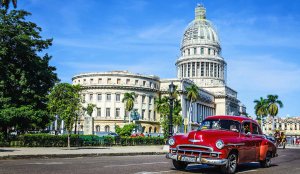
[227,55,300,93]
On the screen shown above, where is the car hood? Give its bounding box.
[176,129,239,146]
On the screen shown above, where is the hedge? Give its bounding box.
[3,134,165,147]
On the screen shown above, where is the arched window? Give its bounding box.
[149,127,152,133]
[96,125,100,132]
[142,126,145,133]
[154,127,157,133]
[105,125,110,132]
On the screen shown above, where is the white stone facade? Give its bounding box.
[71,4,246,134]
[72,71,161,133]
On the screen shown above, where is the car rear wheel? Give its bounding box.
[221,152,238,174]
[260,151,272,168]
[172,160,188,170]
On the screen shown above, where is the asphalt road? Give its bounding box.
[0,149,299,174]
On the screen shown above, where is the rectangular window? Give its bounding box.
[188,63,190,77]
[149,96,152,104]
[188,49,190,55]
[98,78,102,84]
[106,94,111,101]
[134,95,137,103]
[192,63,195,77]
[148,110,151,120]
[90,78,93,84]
[201,62,204,76]
[150,82,152,88]
[142,96,146,103]
[106,108,110,117]
[135,80,138,85]
[97,108,101,117]
[201,48,204,55]
[115,108,120,118]
[208,48,211,55]
[194,47,197,55]
[97,94,102,101]
[82,94,86,103]
[143,81,146,86]
[107,78,111,84]
[116,94,120,102]
[117,78,121,84]
[89,94,93,101]
[153,111,156,121]
[142,109,145,120]
[126,79,130,84]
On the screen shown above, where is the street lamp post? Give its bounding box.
[168,81,175,139]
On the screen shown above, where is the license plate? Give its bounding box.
[178,155,197,163]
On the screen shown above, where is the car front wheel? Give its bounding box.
[221,152,238,174]
[260,151,272,168]
[172,160,188,170]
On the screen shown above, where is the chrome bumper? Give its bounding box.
[166,153,228,166]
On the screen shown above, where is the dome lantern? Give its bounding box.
[195,4,206,20]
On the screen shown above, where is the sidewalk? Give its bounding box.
[0,145,168,160]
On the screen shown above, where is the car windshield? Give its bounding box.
[198,119,241,132]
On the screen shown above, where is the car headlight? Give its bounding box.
[216,140,224,149]
[168,138,175,146]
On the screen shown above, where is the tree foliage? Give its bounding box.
[47,83,81,148]
[122,92,135,122]
[85,103,96,117]
[115,123,136,137]
[0,9,59,133]
[0,0,17,10]
[155,93,183,138]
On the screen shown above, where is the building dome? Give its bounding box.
[182,18,220,49]
[176,4,226,87]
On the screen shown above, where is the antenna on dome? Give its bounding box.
[195,3,206,20]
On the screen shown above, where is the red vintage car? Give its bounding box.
[166,115,277,174]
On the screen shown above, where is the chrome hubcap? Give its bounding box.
[228,154,237,171]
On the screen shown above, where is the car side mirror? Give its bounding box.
[246,132,252,137]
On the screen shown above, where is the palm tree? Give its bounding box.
[173,99,183,133]
[254,97,268,129]
[186,84,200,132]
[266,95,283,130]
[0,0,17,10]
[122,92,136,123]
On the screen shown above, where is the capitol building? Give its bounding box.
[72,4,246,134]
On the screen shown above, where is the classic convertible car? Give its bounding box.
[166,115,277,174]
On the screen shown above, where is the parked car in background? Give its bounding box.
[95,132,119,138]
[166,115,277,174]
[130,132,144,137]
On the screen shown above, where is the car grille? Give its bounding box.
[170,144,221,158]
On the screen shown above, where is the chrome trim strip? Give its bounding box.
[166,153,227,165]
[177,144,214,152]
[188,139,202,143]
[226,143,245,146]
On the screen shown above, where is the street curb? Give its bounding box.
[0,152,166,160]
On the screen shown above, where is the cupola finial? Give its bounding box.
[195,4,206,20]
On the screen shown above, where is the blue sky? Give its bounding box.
[18,0,300,117]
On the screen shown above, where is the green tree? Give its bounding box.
[85,103,96,117]
[115,123,136,137]
[155,89,183,138]
[254,97,268,129]
[47,83,81,148]
[122,92,135,123]
[0,0,17,10]
[186,84,200,132]
[266,94,283,130]
[0,9,59,134]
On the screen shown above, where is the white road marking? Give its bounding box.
[104,162,168,168]
[134,171,172,174]
[237,169,258,173]
[27,162,65,165]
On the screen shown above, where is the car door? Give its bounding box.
[239,121,256,162]
[251,122,264,161]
